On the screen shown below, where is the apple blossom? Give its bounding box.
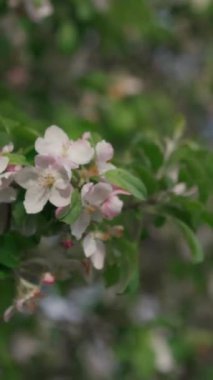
[71,182,128,239]
[35,125,94,171]
[16,155,72,214]
[82,233,106,270]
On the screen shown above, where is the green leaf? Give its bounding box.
[6,153,29,166]
[0,271,9,280]
[140,140,164,172]
[106,239,139,294]
[0,131,11,147]
[174,219,204,263]
[0,235,20,268]
[58,190,82,225]
[105,168,147,200]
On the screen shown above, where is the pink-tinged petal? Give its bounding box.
[96,140,114,163]
[71,210,91,240]
[112,186,130,196]
[54,167,72,188]
[0,156,9,173]
[24,184,49,214]
[15,167,38,189]
[35,155,57,169]
[0,187,16,203]
[55,206,68,218]
[83,182,112,206]
[49,185,72,208]
[6,164,22,173]
[90,240,106,270]
[69,139,94,165]
[101,195,123,219]
[81,182,94,202]
[35,125,69,155]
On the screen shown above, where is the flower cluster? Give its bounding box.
[0,126,128,270]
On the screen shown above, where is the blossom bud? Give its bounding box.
[61,239,74,249]
[41,272,55,285]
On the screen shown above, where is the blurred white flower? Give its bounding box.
[9,0,54,21]
[25,0,53,22]
[150,330,176,374]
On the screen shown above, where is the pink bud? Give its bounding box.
[61,239,74,249]
[41,272,55,285]
[7,164,22,173]
[55,206,67,218]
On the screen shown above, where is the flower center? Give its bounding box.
[40,174,55,188]
[86,205,97,214]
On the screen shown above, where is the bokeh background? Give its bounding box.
[0,1,213,379]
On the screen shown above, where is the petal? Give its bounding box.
[35,155,57,169]
[35,125,69,155]
[81,182,94,203]
[96,140,114,163]
[24,185,49,213]
[69,139,94,165]
[71,210,91,240]
[82,233,96,258]
[83,182,112,206]
[54,167,72,188]
[112,186,130,196]
[0,187,16,203]
[101,195,123,219]
[15,167,38,189]
[49,185,72,208]
[0,156,9,173]
[82,234,106,269]
[90,240,106,270]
